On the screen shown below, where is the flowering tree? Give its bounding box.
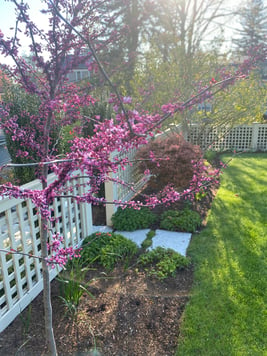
[0,0,262,354]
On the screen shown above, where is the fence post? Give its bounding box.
[105,178,117,226]
[78,175,93,239]
[251,123,260,151]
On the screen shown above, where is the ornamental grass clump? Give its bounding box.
[111,207,156,231]
[160,208,202,232]
[57,258,94,319]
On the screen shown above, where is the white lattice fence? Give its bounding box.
[105,148,148,225]
[186,123,267,151]
[0,172,92,332]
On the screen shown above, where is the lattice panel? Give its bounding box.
[114,148,147,202]
[257,126,267,150]
[0,200,42,316]
[188,125,257,151]
[223,126,253,151]
[0,172,92,330]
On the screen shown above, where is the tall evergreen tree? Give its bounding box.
[96,0,154,92]
[233,0,267,56]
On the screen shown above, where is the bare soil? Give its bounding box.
[0,184,218,356]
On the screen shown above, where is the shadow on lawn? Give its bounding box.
[182,154,267,353]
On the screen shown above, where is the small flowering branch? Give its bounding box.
[0,247,80,267]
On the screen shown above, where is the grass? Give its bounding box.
[177,153,267,356]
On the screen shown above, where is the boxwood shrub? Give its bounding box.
[111,207,156,231]
[160,208,201,232]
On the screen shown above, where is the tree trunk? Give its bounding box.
[40,158,58,355]
[41,220,58,356]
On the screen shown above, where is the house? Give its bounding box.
[66,61,91,83]
[64,48,92,83]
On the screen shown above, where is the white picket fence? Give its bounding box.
[0,172,92,332]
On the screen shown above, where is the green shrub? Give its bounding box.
[138,247,190,280]
[80,232,110,264]
[160,208,202,232]
[100,234,138,270]
[81,232,138,270]
[111,207,156,231]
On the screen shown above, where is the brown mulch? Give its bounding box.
[0,264,194,356]
[0,183,218,356]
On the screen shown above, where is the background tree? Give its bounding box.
[127,0,236,129]
[149,0,230,78]
[190,71,267,148]
[232,0,267,57]
[93,0,154,93]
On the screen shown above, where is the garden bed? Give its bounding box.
[0,262,194,355]
[0,171,219,355]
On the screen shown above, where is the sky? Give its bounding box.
[0,0,47,65]
[0,0,264,65]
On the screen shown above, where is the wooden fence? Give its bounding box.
[105,148,149,225]
[0,172,92,332]
[184,123,267,152]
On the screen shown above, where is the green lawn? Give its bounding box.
[177,153,267,356]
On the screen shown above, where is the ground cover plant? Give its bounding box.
[138,246,190,280]
[177,153,267,355]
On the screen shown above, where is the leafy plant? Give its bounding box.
[80,232,111,265]
[160,208,202,232]
[204,149,218,164]
[138,247,190,280]
[81,232,138,270]
[111,207,156,231]
[195,190,207,201]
